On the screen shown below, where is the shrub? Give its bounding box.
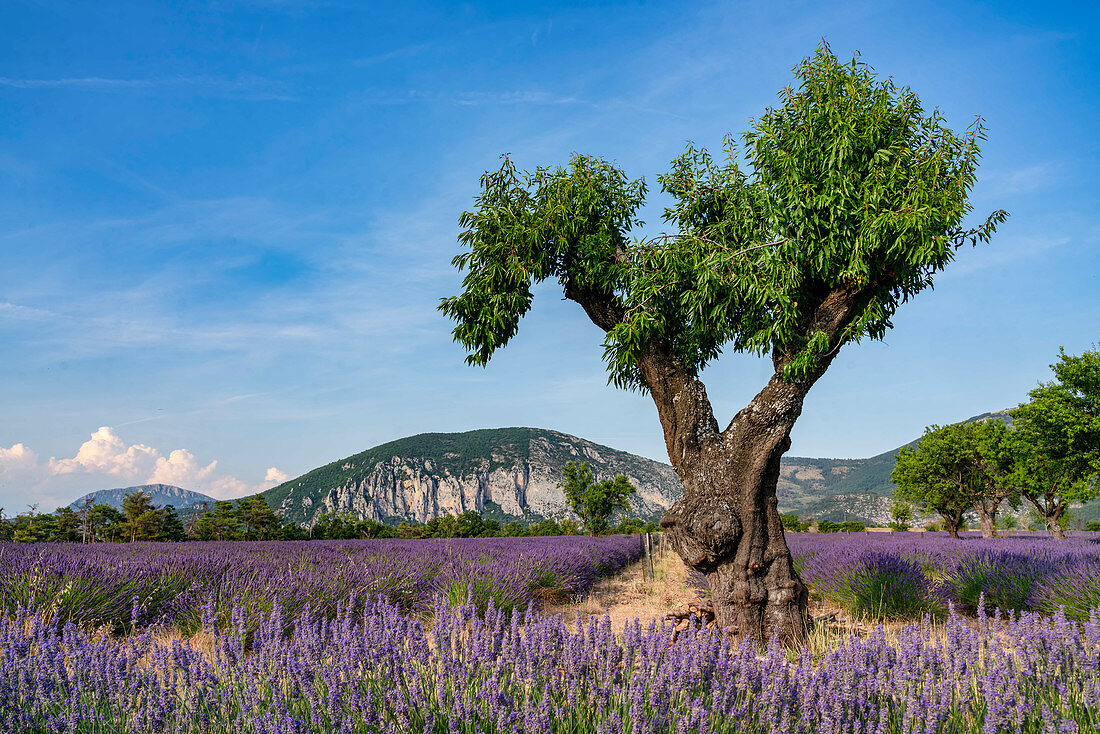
[817,519,840,533]
[941,551,1054,614]
[804,549,940,620]
[1033,559,1100,622]
[839,521,866,533]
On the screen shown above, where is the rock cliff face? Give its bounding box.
[260,410,1066,529]
[261,428,684,527]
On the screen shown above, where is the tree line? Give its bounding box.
[890,347,1100,539]
[0,488,659,543]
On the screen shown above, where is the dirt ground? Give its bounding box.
[545,542,704,631]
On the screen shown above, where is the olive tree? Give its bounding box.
[440,46,1004,644]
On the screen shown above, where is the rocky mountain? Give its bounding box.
[777,410,1015,524]
[261,428,683,527]
[68,484,214,510]
[262,410,1092,529]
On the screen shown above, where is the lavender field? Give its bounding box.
[3,533,1100,732]
[0,535,645,633]
[789,531,1100,623]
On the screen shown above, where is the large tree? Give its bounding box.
[1010,347,1100,539]
[440,46,1004,643]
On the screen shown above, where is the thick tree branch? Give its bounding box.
[563,281,719,472]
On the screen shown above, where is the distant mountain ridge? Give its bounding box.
[778,410,1016,523]
[68,484,214,510]
[261,427,684,527]
[258,412,1024,528]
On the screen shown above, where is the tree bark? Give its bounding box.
[940,510,963,539]
[649,365,813,646]
[973,499,1001,539]
[1026,492,1066,540]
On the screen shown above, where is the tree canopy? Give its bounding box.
[439,45,1005,390]
[440,44,1005,643]
[557,461,636,536]
[1010,346,1100,537]
[892,420,1015,538]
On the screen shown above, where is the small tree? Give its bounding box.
[193,500,240,541]
[558,461,635,536]
[121,490,161,542]
[159,505,187,541]
[892,421,1015,538]
[1010,347,1100,539]
[892,424,978,538]
[236,496,281,540]
[889,500,913,531]
[780,513,810,532]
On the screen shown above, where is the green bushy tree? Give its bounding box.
[558,461,636,536]
[439,45,1004,642]
[1010,347,1100,539]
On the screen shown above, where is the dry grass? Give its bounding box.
[544,545,701,632]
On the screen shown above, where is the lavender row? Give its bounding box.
[0,535,644,632]
[4,595,1099,733]
[787,531,1100,621]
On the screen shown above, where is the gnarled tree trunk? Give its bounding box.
[660,431,808,644]
[567,283,863,646]
[1026,490,1067,540]
[644,364,813,646]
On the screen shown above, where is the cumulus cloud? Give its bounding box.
[209,475,251,498]
[0,443,38,473]
[0,426,286,507]
[149,448,218,487]
[48,426,157,478]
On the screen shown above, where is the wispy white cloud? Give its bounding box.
[0,75,296,101]
[982,162,1062,198]
[353,42,436,67]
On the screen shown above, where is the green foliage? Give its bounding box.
[121,490,162,542]
[1010,346,1100,531]
[889,499,913,531]
[781,513,811,532]
[158,505,187,541]
[311,513,396,540]
[892,420,1015,536]
[193,501,241,541]
[528,519,563,537]
[839,521,866,533]
[558,461,636,536]
[440,44,1004,390]
[1087,521,1100,532]
[817,519,841,533]
[614,518,661,534]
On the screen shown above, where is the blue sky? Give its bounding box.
[1,0,1097,510]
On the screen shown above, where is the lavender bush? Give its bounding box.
[688,532,1100,621]
[3,596,1098,733]
[1035,559,1100,622]
[799,548,940,620]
